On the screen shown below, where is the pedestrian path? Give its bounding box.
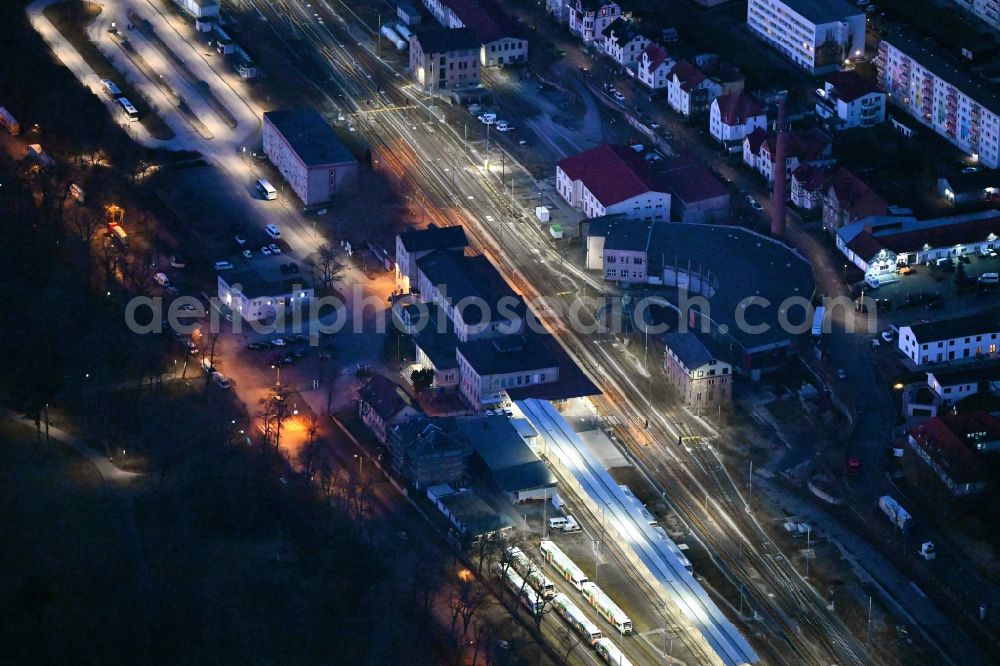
[2,409,142,484]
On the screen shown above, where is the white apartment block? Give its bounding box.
[951,0,1000,30]
[710,92,767,144]
[637,44,675,90]
[877,35,1000,169]
[600,19,650,67]
[556,145,670,222]
[747,0,866,74]
[898,314,1000,366]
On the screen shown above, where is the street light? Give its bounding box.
[271,363,281,388]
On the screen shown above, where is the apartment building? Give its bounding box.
[747,0,865,74]
[709,91,767,144]
[951,0,1000,30]
[790,164,827,210]
[877,32,1000,168]
[600,18,651,67]
[419,0,528,67]
[409,27,481,91]
[822,167,888,232]
[743,126,832,183]
[666,56,743,117]
[568,0,621,42]
[394,225,469,293]
[662,332,732,411]
[898,314,1000,366]
[556,144,671,221]
[815,70,886,130]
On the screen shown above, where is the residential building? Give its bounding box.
[836,210,1000,284]
[457,336,560,411]
[950,0,1000,31]
[556,144,671,221]
[568,0,622,42]
[928,366,1000,404]
[409,26,481,91]
[709,91,767,144]
[790,164,827,210]
[822,167,888,232]
[420,0,528,67]
[262,109,358,206]
[662,332,732,410]
[586,219,815,376]
[897,314,1000,366]
[743,126,832,183]
[394,224,469,292]
[387,416,470,488]
[907,413,1000,496]
[815,70,886,130]
[878,32,1000,169]
[637,43,675,90]
[659,155,731,223]
[217,271,313,323]
[747,0,866,74]
[600,18,651,68]
[938,171,1000,206]
[359,373,423,445]
[666,56,744,117]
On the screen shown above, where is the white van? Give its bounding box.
[978,272,998,285]
[256,178,277,200]
[548,517,568,531]
[214,261,234,271]
[265,224,281,240]
[562,515,581,532]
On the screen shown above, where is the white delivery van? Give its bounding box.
[265,224,281,240]
[978,272,998,285]
[256,178,277,200]
[548,517,568,531]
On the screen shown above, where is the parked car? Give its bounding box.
[881,330,894,342]
[270,338,286,347]
[212,372,231,389]
[235,234,247,245]
[261,245,273,256]
[837,368,847,379]
[269,243,282,254]
[242,249,252,259]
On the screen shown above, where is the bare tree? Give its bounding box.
[305,243,345,294]
[555,624,581,662]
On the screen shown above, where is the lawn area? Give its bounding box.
[42,0,175,140]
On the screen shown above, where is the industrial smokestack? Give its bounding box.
[770,98,787,237]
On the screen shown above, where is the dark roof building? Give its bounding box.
[262,109,354,167]
[387,417,470,488]
[824,70,880,103]
[907,413,1000,495]
[456,414,556,501]
[714,91,765,126]
[906,314,1000,345]
[412,26,480,53]
[658,155,730,223]
[399,225,469,253]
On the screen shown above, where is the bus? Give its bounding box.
[581,582,632,635]
[505,547,556,599]
[540,540,589,591]
[494,563,545,615]
[595,638,634,666]
[552,593,602,645]
[100,79,123,99]
[108,222,128,247]
[117,97,139,122]
[811,306,826,338]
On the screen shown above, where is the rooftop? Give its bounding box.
[602,17,646,43]
[837,209,1000,259]
[438,490,512,536]
[714,91,765,125]
[905,313,1000,344]
[658,155,729,204]
[776,0,863,25]
[416,251,525,325]
[456,414,555,493]
[663,331,715,370]
[826,167,888,219]
[825,70,882,103]
[445,0,521,44]
[668,60,706,91]
[399,224,469,253]
[642,43,672,72]
[263,109,355,167]
[882,30,1000,117]
[413,26,480,53]
[594,222,815,351]
[792,164,827,192]
[928,364,1000,387]
[457,334,558,376]
[939,170,1000,194]
[557,144,668,207]
[359,374,420,421]
[908,413,999,485]
[589,214,652,252]
[391,417,470,461]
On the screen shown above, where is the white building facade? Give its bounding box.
[569,0,621,42]
[898,316,1000,366]
[747,0,865,74]
[709,92,767,143]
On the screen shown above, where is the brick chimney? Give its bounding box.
[770,98,787,237]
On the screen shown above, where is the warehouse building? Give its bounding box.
[262,109,358,206]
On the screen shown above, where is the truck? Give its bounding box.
[878,495,911,533]
[380,25,407,51]
[0,106,20,135]
[811,306,825,338]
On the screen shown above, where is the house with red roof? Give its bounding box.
[790,164,828,211]
[666,55,744,117]
[835,209,1000,286]
[556,144,671,221]
[907,413,1000,496]
[815,71,886,130]
[822,167,888,232]
[637,43,675,90]
[709,91,767,144]
[743,126,832,184]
